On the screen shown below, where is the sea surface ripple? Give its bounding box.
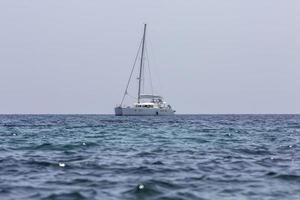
[0,115,300,200]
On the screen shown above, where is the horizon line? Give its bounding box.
[0,113,300,115]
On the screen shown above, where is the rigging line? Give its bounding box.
[120,38,143,106]
[142,50,145,94]
[142,30,146,95]
[145,41,154,96]
[120,92,137,107]
[147,32,163,94]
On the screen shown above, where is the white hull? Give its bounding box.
[115,106,175,116]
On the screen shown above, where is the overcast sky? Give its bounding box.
[0,0,299,114]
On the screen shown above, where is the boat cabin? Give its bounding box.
[134,94,170,109]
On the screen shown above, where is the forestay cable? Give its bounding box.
[120,38,143,106]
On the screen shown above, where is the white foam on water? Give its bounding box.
[59,163,66,167]
[138,184,144,190]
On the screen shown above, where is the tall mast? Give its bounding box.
[137,24,147,103]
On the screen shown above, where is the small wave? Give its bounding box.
[34,143,53,150]
[234,147,270,156]
[266,172,300,182]
[32,142,92,151]
[135,151,155,157]
[152,161,164,165]
[123,179,181,199]
[123,184,162,199]
[42,191,87,200]
[27,159,58,168]
[275,174,300,181]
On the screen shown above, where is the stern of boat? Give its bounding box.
[114,106,123,116]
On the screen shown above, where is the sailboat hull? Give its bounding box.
[115,106,175,116]
[115,25,175,116]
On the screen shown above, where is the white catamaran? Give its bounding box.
[115,24,175,116]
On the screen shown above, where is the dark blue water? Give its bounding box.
[1,115,300,200]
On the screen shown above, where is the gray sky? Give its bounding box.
[0,0,299,114]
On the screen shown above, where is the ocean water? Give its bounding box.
[0,115,300,200]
